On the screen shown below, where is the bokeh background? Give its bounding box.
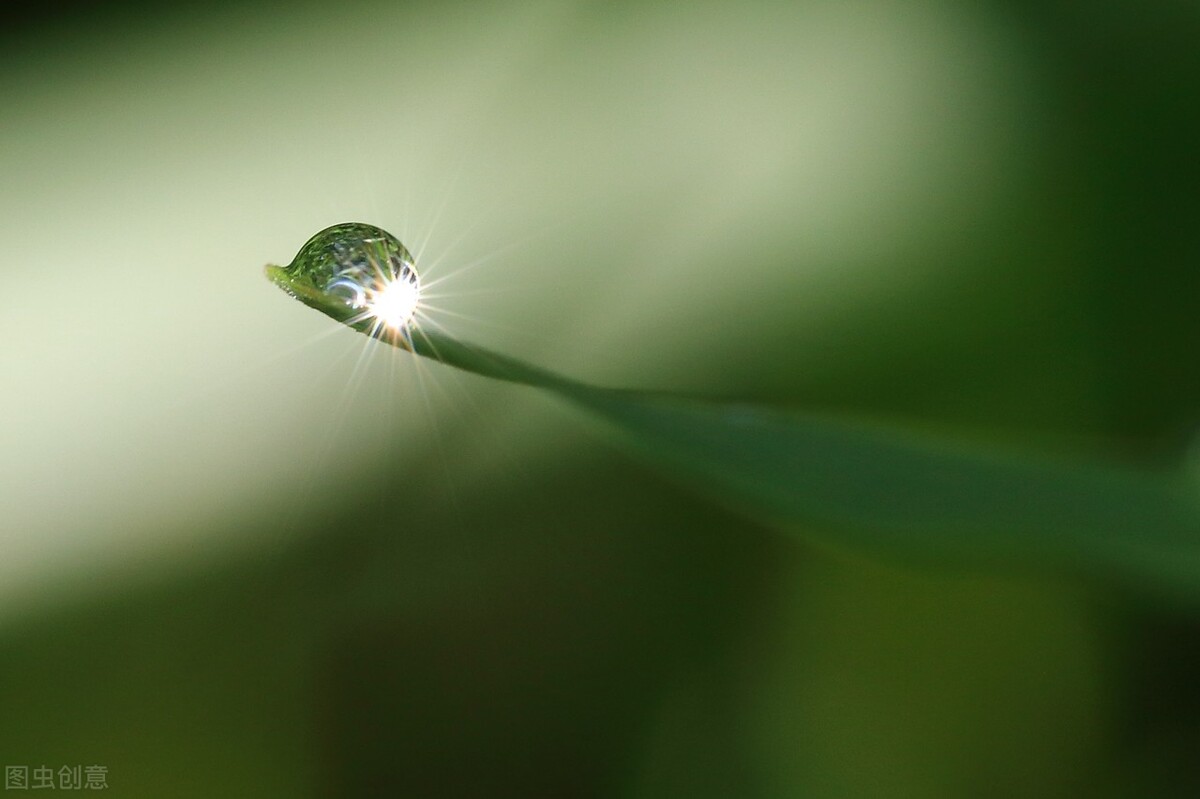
[1,0,1197,795]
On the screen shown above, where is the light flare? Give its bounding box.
[367,276,422,331]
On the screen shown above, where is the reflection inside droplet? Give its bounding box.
[284,222,422,331]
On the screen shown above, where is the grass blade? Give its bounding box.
[266,263,1200,598]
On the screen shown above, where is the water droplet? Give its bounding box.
[284,222,421,329]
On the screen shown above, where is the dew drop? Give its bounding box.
[284,222,421,328]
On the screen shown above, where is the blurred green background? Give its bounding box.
[0,0,1197,795]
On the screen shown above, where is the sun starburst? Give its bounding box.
[367,275,422,331]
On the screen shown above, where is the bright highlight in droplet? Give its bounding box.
[369,277,421,330]
[274,222,427,342]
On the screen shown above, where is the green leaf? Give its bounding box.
[265,257,1200,599]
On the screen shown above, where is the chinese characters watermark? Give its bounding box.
[4,765,107,790]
